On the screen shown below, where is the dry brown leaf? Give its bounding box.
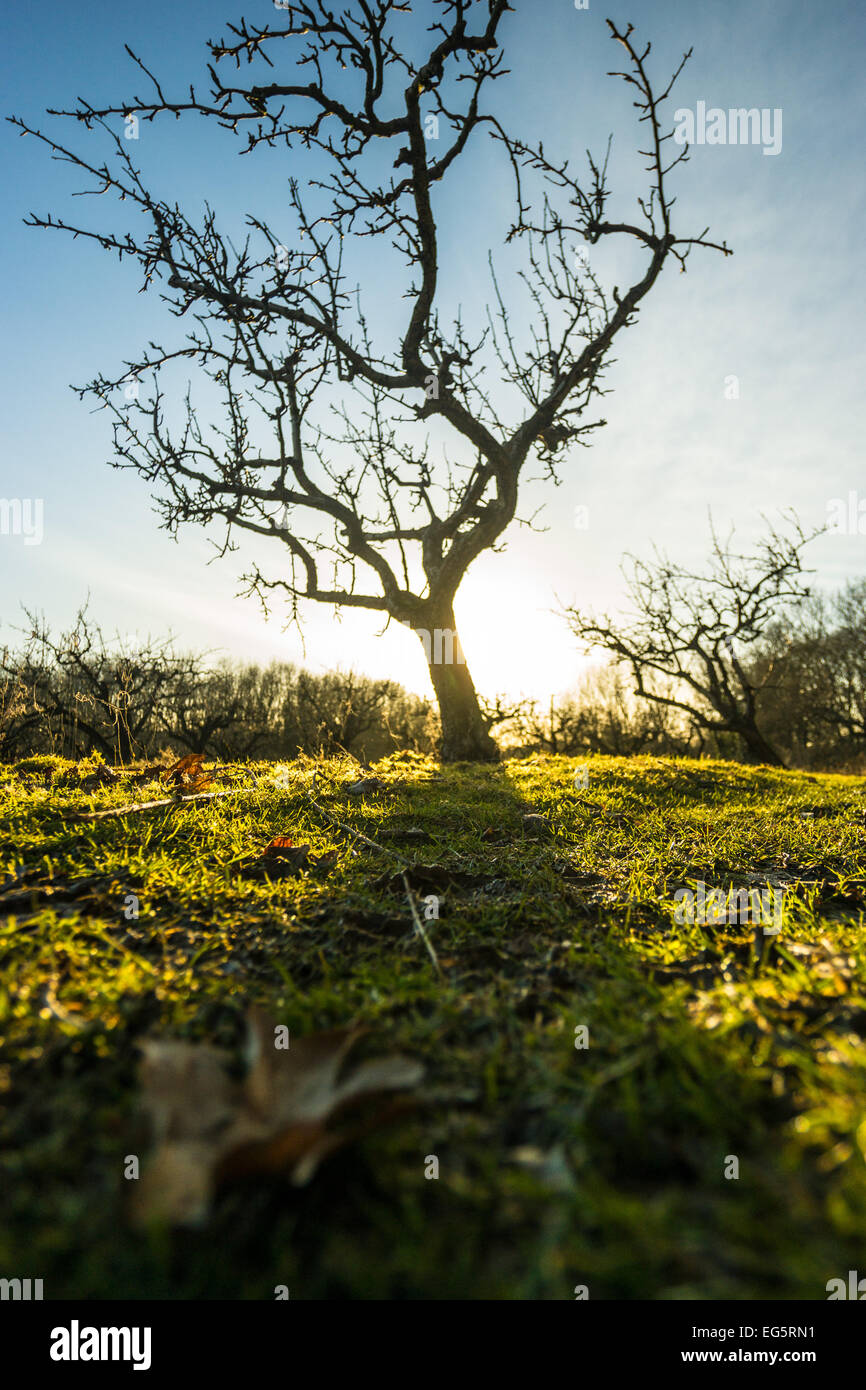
[183,777,215,795]
[130,1011,423,1227]
[78,765,121,790]
[264,836,296,855]
[238,838,339,879]
[263,837,310,870]
[138,1039,238,1145]
[162,752,204,781]
[162,753,213,794]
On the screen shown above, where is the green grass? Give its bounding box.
[1,749,865,1299]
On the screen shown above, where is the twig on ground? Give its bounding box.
[308,772,442,976]
[72,788,248,821]
[400,870,443,977]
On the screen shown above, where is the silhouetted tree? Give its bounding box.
[14,5,729,760]
[1,607,199,762]
[0,609,436,764]
[565,520,817,767]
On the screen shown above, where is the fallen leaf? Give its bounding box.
[131,1011,423,1226]
[138,1038,237,1146]
[238,839,323,878]
[162,752,204,782]
[264,836,296,855]
[162,753,214,794]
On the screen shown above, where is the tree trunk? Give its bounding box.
[417,608,499,763]
[737,721,785,768]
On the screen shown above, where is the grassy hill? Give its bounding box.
[2,750,865,1299]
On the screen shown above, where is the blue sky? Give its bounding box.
[2,0,864,700]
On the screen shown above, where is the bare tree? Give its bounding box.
[285,668,412,757]
[1,606,201,762]
[750,583,866,767]
[0,667,41,761]
[804,583,866,751]
[165,660,294,759]
[13,4,730,760]
[519,665,698,758]
[565,520,818,767]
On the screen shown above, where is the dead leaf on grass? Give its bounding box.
[77,765,122,790]
[162,753,214,795]
[131,1011,423,1226]
[265,836,297,855]
[238,837,339,879]
[263,836,311,870]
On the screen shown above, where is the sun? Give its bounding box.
[449,570,588,703]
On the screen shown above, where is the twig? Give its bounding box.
[308,773,442,976]
[73,787,247,821]
[400,870,442,977]
[308,772,410,861]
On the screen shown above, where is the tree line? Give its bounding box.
[0,610,435,766]
[2,572,864,771]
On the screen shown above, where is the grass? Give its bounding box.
[1,749,865,1299]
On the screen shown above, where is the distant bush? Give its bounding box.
[748,582,866,771]
[501,665,708,760]
[0,608,437,764]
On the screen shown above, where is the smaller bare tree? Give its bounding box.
[564,519,818,767]
[750,581,866,767]
[804,582,866,751]
[1,606,201,763]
